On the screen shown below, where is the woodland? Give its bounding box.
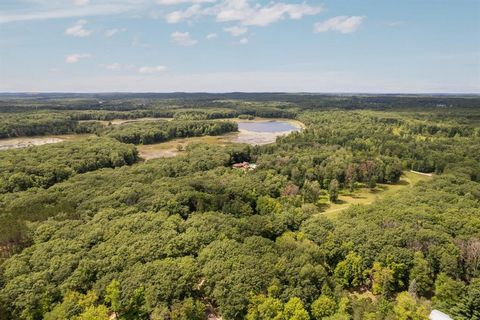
[0,93,479,320]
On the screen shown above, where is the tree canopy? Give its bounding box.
[0,95,479,319]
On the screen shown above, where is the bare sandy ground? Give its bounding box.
[0,134,95,151]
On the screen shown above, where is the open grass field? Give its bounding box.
[321,171,433,219]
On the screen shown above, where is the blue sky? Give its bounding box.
[0,0,479,93]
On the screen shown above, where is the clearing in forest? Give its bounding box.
[321,171,433,219]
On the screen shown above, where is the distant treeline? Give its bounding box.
[72,108,295,121]
[99,120,238,145]
[1,93,479,112]
[172,108,296,120]
[70,109,176,120]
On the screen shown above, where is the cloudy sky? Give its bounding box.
[0,0,479,93]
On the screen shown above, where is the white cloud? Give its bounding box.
[65,19,92,37]
[212,0,322,26]
[171,31,197,46]
[242,3,322,26]
[0,4,133,24]
[224,25,247,36]
[104,28,126,37]
[157,0,215,4]
[1,0,321,26]
[73,0,90,6]
[207,0,250,22]
[164,0,322,26]
[65,53,92,64]
[166,4,202,23]
[238,37,248,44]
[314,16,365,34]
[206,33,217,39]
[138,65,167,74]
[105,63,122,70]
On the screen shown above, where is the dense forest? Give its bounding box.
[0,94,479,320]
[0,113,101,138]
[99,120,238,145]
[0,138,138,193]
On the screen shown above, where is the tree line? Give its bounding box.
[0,113,101,139]
[99,120,238,145]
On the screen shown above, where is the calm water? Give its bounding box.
[233,120,301,145]
[237,120,299,133]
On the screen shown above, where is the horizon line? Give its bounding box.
[1,91,479,96]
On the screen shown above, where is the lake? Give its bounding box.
[237,120,300,133]
[232,119,302,145]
